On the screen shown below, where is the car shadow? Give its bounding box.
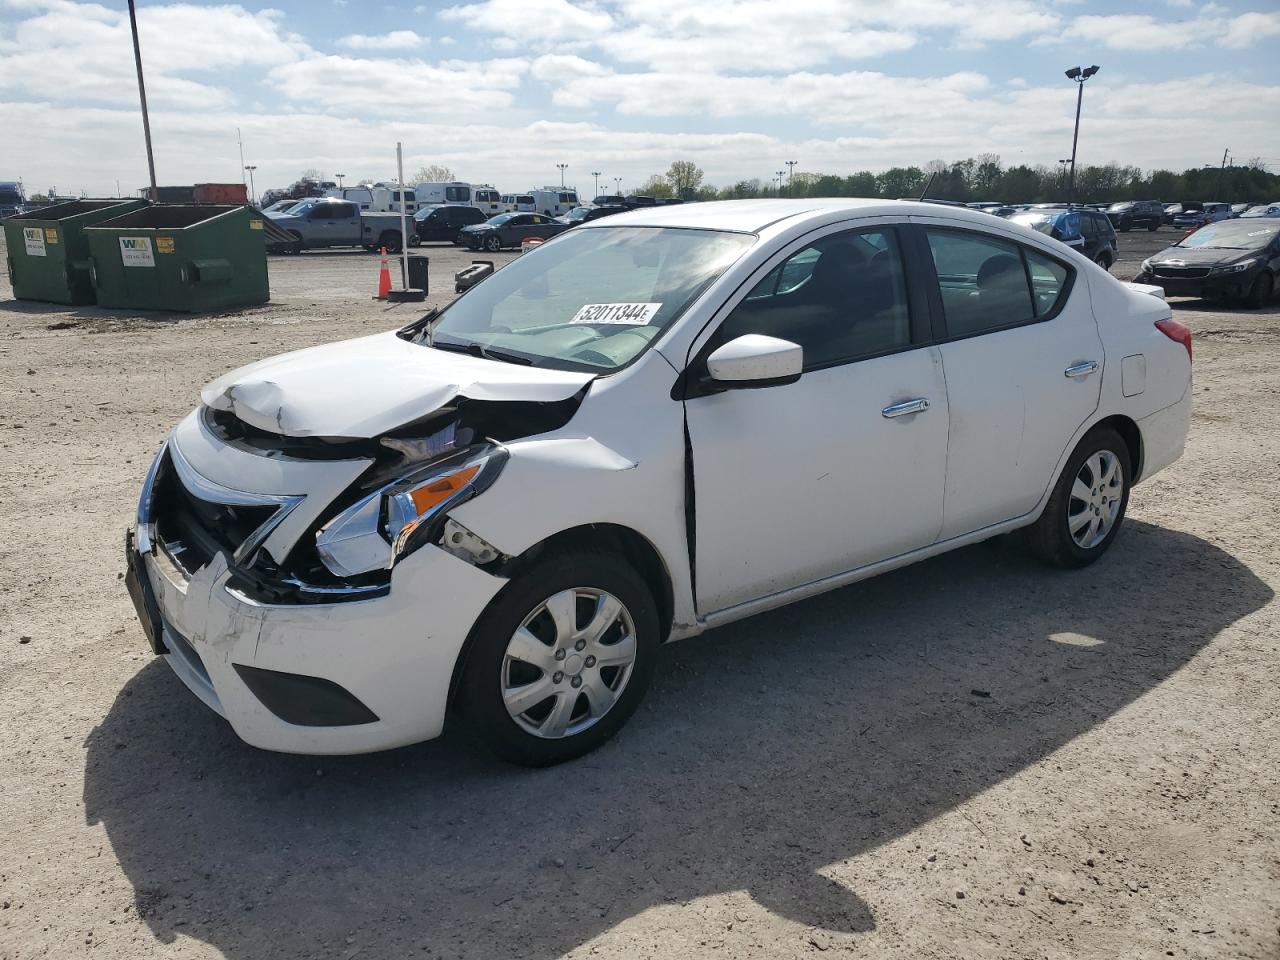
[83,520,1271,958]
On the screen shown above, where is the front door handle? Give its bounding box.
[882,398,930,418]
[1064,361,1099,378]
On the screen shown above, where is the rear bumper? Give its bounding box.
[1136,387,1191,484]
[131,534,505,755]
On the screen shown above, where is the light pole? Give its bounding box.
[776,170,785,195]
[335,173,345,190]
[126,0,157,201]
[556,163,568,187]
[244,165,257,206]
[591,171,601,197]
[614,176,622,195]
[785,160,797,197]
[1058,159,1070,191]
[1064,64,1100,205]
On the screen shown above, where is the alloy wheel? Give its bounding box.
[500,588,637,739]
[1067,450,1123,549]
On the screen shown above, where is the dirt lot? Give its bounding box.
[1,226,1278,960]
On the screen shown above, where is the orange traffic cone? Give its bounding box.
[375,247,392,300]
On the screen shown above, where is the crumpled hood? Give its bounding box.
[1149,245,1249,267]
[201,331,594,439]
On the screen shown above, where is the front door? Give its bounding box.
[684,224,950,615]
[912,220,1103,539]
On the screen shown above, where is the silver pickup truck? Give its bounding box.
[265,197,415,254]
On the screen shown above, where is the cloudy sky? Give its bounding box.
[1,0,1278,198]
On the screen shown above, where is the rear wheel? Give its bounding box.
[1244,273,1273,308]
[1146,221,1159,231]
[458,551,659,766]
[1118,219,1132,232]
[1094,252,1113,271]
[1024,427,1131,568]
[379,231,402,254]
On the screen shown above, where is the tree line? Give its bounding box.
[636,156,1280,205]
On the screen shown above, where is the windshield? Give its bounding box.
[1178,220,1279,249]
[1008,211,1079,238]
[422,226,754,372]
[486,214,516,226]
[1107,202,1133,211]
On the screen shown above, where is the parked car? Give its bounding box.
[126,199,1192,764]
[414,204,486,243]
[559,205,624,227]
[1007,207,1118,269]
[1241,203,1280,218]
[261,199,302,215]
[0,181,24,220]
[1230,203,1254,218]
[1137,217,1280,307]
[500,193,536,213]
[1171,202,1231,230]
[264,198,411,253]
[593,194,626,206]
[1163,202,1188,224]
[1105,200,1163,232]
[460,212,568,251]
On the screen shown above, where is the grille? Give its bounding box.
[1153,266,1210,280]
[153,450,280,577]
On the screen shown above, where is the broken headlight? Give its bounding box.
[314,445,507,578]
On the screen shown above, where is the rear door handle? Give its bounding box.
[1064,361,1099,378]
[882,398,930,418]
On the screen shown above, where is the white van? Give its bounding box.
[327,184,419,214]
[500,193,536,213]
[324,186,374,211]
[528,187,580,217]
[472,185,502,217]
[414,181,476,209]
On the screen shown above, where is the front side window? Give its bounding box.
[926,229,1035,337]
[719,228,911,369]
[420,227,754,372]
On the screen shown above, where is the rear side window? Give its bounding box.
[445,186,469,203]
[1024,249,1070,317]
[925,230,1035,337]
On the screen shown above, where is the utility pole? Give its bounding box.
[237,128,246,186]
[127,0,158,202]
[591,171,601,198]
[244,165,257,206]
[1216,148,1230,200]
[785,160,797,197]
[1064,64,1100,205]
[556,163,568,187]
[335,173,346,190]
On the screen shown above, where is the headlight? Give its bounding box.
[1140,259,1152,273]
[1210,258,1256,275]
[315,445,507,578]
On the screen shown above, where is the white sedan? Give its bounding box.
[125,199,1192,765]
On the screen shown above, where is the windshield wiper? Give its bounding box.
[431,338,534,366]
[397,308,439,343]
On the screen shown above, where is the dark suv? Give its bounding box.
[414,204,486,243]
[1007,208,1119,269]
[1106,200,1163,232]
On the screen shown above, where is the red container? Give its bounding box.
[193,183,248,204]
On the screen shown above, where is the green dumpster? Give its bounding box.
[3,199,149,304]
[84,205,269,312]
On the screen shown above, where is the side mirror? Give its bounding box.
[706,334,802,388]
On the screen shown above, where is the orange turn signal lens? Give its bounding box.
[406,465,479,516]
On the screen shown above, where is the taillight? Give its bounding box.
[1155,318,1192,362]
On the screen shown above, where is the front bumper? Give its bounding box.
[1137,269,1258,300]
[124,423,509,755]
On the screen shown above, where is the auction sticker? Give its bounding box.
[119,236,155,267]
[155,237,175,254]
[23,227,45,257]
[44,227,58,244]
[569,302,662,325]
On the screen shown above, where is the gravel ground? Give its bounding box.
[1,226,1278,960]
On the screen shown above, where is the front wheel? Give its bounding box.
[1147,221,1159,231]
[1118,220,1132,232]
[379,232,403,254]
[484,234,503,252]
[458,551,659,766]
[1094,252,1113,271]
[1023,428,1131,568]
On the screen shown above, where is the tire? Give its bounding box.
[484,234,502,252]
[1244,273,1273,309]
[1094,252,1112,271]
[1023,427,1131,568]
[1118,219,1132,233]
[1147,221,1159,232]
[287,232,303,255]
[457,550,659,766]
[379,232,402,254]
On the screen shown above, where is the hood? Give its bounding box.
[1149,245,1254,267]
[201,331,594,439]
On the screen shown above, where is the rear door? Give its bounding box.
[912,219,1103,539]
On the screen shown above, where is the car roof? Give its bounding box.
[577,197,1014,233]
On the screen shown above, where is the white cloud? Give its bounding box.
[268,55,528,114]
[1056,9,1280,50]
[439,0,613,48]
[337,30,428,51]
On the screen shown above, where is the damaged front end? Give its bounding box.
[145,389,585,607]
